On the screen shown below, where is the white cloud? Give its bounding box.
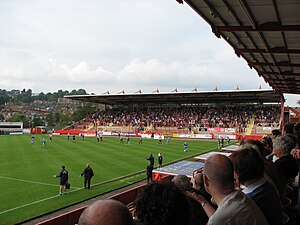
[0,0,298,105]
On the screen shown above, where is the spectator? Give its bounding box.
[78,199,134,225]
[241,139,286,197]
[230,145,282,225]
[188,154,268,225]
[134,182,191,225]
[172,175,208,225]
[158,152,163,168]
[273,135,298,185]
[146,164,153,184]
[94,104,279,131]
[146,154,154,166]
[81,164,94,189]
[272,129,282,140]
[291,122,300,211]
[193,172,212,204]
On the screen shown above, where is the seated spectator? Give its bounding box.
[193,172,212,202]
[273,134,298,185]
[260,137,273,156]
[172,174,208,225]
[230,144,282,225]
[291,122,300,211]
[272,129,282,137]
[134,181,191,225]
[78,199,134,225]
[188,154,268,225]
[272,129,282,144]
[241,139,286,198]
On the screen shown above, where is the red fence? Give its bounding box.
[36,176,172,225]
[35,206,86,225]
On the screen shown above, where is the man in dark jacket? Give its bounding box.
[54,165,69,195]
[81,164,94,189]
[146,154,154,166]
[146,164,153,184]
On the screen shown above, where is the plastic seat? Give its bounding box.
[281,196,292,209]
[282,212,289,224]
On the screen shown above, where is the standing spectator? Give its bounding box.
[188,154,268,225]
[53,165,68,195]
[146,164,153,184]
[78,199,134,225]
[158,152,163,168]
[81,164,94,189]
[146,154,154,166]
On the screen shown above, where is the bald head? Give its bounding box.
[78,199,134,225]
[204,154,234,192]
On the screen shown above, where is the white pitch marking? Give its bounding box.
[0,187,82,215]
[0,176,81,189]
[0,173,143,215]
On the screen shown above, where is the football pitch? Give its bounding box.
[0,134,218,225]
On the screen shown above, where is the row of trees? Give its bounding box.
[4,102,98,129]
[0,88,88,105]
[1,88,98,129]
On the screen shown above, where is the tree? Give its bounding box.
[0,89,10,105]
[13,89,33,103]
[46,113,55,127]
[32,116,44,126]
[72,103,97,121]
[8,114,29,127]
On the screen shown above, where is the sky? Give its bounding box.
[0,0,299,106]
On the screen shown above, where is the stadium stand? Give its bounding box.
[32,0,300,222]
[60,104,280,138]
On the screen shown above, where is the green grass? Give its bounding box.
[0,134,218,225]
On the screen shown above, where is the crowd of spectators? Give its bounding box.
[90,104,280,131]
[77,122,299,225]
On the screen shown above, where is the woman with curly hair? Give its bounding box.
[134,182,191,225]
